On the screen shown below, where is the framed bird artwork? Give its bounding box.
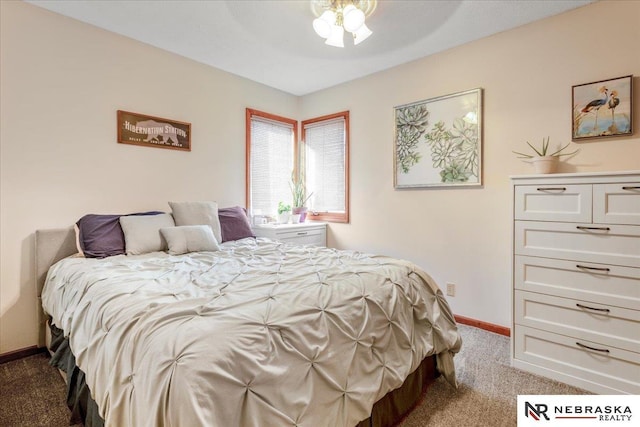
[572,75,633,141]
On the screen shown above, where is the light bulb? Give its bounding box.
[313,18,331,38]
[343,5,365,32]
[313,10,335,38]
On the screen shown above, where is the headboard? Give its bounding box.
[34,227,77,346]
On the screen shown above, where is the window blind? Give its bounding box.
[250,116,294,216]
[304,117,345,213]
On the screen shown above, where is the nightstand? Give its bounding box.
[252,222,327,247]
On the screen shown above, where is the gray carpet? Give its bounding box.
[399,325,589,426]
[0,352,76,427]
[0,325,588,426]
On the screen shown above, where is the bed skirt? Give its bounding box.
[357,355,438,427]
[49,323,104,427]
[49,322,438,427]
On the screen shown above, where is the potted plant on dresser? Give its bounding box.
[290,171,313,222]
[513,137,579,174]
[277,202,291,224]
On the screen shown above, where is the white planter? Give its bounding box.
[530,156,558,174]
[277,213,290,224]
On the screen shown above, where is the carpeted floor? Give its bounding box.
[398,325,590,426]
[0,324,588,426]
[0,352,77,427]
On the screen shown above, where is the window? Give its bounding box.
[302,111,349,223]
[246,109,349,223]
[245,109,297,218]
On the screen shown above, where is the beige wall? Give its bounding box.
[0,1,298,353]
[300,0,640,328]
[2,0,639,354]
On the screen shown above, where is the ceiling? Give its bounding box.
[27,0,595,96]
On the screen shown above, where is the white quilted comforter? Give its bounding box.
[42,238,461,427]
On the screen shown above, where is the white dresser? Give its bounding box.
[252,222,327,247]
[511,171,640,394]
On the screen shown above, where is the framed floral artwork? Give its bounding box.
[572,75,633,140]
[394,88,482,188]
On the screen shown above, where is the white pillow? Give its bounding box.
[168,201,222,243]
[160,225,221,255]
[119,213,175,255]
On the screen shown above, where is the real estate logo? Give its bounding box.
[525,401,550,421]
[518,395,637,426]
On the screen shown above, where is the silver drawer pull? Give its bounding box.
[576,303,610,313]
[576,342,610,353]
[622,186,640,190]
[576,264,610,272]
[576,226,610,231]
[536,187,566,191]
[297,232,308,236]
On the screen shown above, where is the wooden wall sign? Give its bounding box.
[117,110,191,151]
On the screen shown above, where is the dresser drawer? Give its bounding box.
[515,326,640,394]
[593,183,640,225]
[514,256,640,310]
[252,223,327,247]
[515,290,640,353]
[277,229,325,247]
[514,184,592,222]
[514,221,640,267]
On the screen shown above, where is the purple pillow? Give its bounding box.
[218,206,255,243]
[76,211,163,258]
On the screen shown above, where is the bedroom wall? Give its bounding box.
[299,0,640,329]
[0,1,299,354]
[2,1,639,355]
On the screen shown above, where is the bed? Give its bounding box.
[36,218,461,427]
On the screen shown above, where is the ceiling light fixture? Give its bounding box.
[311,0,377,47]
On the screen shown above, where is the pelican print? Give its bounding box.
[581,86,609,131]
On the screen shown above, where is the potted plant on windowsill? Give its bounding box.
[513,137,579,174]
[290,171,313,223]
[277,201,291,224]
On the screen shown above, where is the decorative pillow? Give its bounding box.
[76,211,163,258]
[168,201,222,243]
[160,225,221,255]
[119,213,175,255]
[74,224,85,257]
[218,206,255,242]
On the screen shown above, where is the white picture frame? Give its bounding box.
[394,88,483,189]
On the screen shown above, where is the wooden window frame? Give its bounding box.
[245,108,298,211]
[301,111,350,224]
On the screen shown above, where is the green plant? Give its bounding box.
[424,118,479,183]
[277,201,291,215]
[513,136,579,159]
[289,171,313,208]
[395,104,430,173]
